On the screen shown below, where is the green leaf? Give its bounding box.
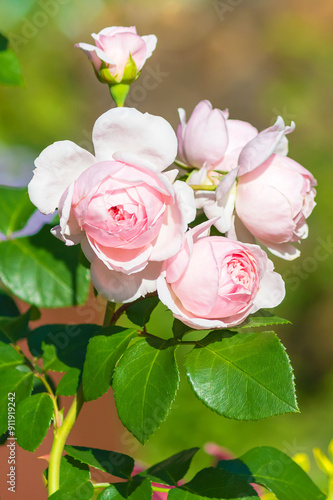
[0,186,35,237]
[172,319,193,340]
[0,342,24,371]
[64,445,134,479]
[113,338,179,444]
[28,324,100,372]
[140,448,199,486]
[236,310,291,330]
[83,327,137,401]
[126,296,159,327]
[31,373,56,396]
[168,467,259,499]
[0,365,34,434]
[0,305,40,343]
[185,331,298,420]
[218,446,326,500]
[0,225,91,308]
[0,49,23,86]
[16,393,53,451]
[98,479,152,499]
[48,456,93,500]
[56,368,81,396]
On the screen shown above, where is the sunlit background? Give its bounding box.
[1,0,333,498]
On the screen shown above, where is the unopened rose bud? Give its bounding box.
[75,26,157,106]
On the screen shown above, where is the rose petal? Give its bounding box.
[28,141,95,214]
[238,117,295,176]
[92,107,177,171]
[91,259,162,302]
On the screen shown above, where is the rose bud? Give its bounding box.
[28,107,195,303]
[75,26,157,106]
[157,222,285,329]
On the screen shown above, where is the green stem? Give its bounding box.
[328,477,333,499]
[103,301,116,327]
[152,486,171,493]
[110,302,132,325]
[48,385,84,496]
[93,482,110,489]
[190,184,216,191]
[109,83,130,107]
[36,373,61,429]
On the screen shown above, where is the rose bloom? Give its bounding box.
[180,110,316,260]
[75,26,157,83]
[235,153,317,260]
[28,107,195,303]
[157,222,285,329]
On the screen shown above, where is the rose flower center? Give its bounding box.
[227,258,251,289]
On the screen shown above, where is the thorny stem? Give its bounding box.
[47,298,126,496]
[36,373,62,429]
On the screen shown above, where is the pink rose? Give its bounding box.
[157,222,285,329]
[235,154,317,260]
[184,116,315,261]
[28,107,195,303]
[75,26,157,84]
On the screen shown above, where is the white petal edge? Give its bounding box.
[91,259,162,303]
[93,107,177,171]
[28,141,95,214]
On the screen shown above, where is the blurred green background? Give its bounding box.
[1,0,333,492]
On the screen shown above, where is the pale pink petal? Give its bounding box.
[94,26,137,38]
[183,101,228,168]
[173,180,196,225]
[238,117,295,176]
[150,181,195,262]
[98,32,147,76]
[91,259,161,303]
[236,183,295,244]
[204,181,237,233]
[141,34,158,59]
[252,267,285,310]
[51,184,83,246]
[226,214,256,244]
[149,205,184,262]
[163,169,178,184]
[93,108,177,171]
[225,119,258,154]
[28,141,95,214]
[74,42,116,70]
[177,108,187,162]
[87,235,152,274]
[259,240,301,261]
[157,278,231,329]
[215,167,239,199]
[164,233,193,284]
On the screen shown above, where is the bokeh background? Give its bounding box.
[0,0,333,498]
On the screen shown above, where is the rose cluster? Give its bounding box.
[28,26,317,330]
